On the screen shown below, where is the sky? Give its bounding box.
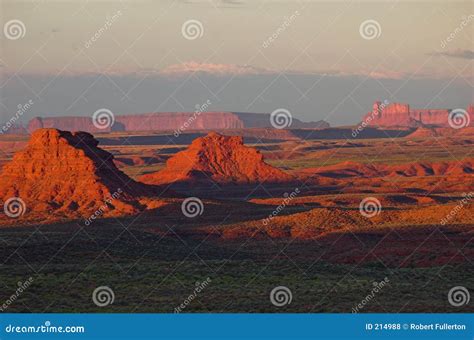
[0,0,473,126]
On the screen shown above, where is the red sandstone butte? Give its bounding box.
[27,112,329,133]
[362,101,474,128]
[140,132,293,185]
[0,128,149,219]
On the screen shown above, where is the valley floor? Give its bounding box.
[0,128,473,313]
[1,223,473,312]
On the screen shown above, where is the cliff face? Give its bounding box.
[118,112,244,131]
[27,117,120,133]
[362,101,474,128]
[26,112,328,133]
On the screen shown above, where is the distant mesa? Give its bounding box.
[140,131,293,186]
[0,128,152,220]
[0,124,28,135]
[23,112,329,134]
[362,101,474,128]
[27,116,124,133]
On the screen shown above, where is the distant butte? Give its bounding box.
[362,101,474,128]
[140,131,293,186]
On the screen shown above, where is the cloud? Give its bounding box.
[157,62,410,79]
[364,70,407,80]
[4,62,434,81]
[429,49,474,60]
[159,62,273,76]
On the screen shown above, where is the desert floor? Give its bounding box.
[0,128,473,312]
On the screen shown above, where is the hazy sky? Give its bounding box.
[1,0,473,126]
